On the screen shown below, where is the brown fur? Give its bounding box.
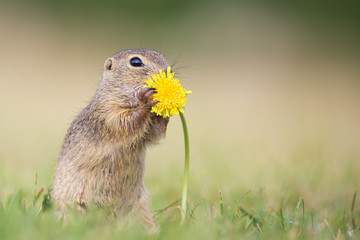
[52,49,170,227]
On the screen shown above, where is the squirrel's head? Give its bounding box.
[97,49,169,108]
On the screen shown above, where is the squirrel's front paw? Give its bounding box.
[138,88,157,108]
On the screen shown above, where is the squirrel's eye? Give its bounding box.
[130,57,143,67]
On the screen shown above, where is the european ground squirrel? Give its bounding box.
[52,49,170,227]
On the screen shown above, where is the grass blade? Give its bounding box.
[219,190,224,216]
[293,197,301,224]
[293,196,305,234]
[279,208,286,232]
[187,202,198,221]
[33,186,45,206]
[41,188,53,212]
[297,198,305,235]
[154,199,181,216]
[238,206,262,228]
[0,200,4,215]
[351,191,357,230]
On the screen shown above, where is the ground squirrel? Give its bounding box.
[52,49,170,227]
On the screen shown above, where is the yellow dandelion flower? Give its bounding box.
[143,67,192,118]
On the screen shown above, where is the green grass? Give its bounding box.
[0,185,358,239]
[1,118,360,240]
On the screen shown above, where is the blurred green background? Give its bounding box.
[1,0,360,213]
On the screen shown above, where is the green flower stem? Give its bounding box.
[179,112,189,224]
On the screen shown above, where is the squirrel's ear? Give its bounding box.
[104,58,113,71]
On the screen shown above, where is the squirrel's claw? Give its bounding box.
[139,88,157,107]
